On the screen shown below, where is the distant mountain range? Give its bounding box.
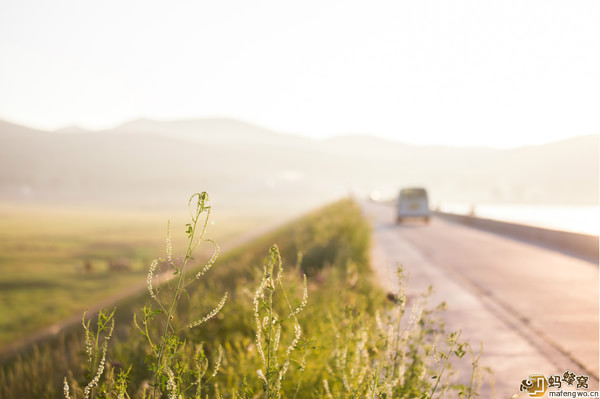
[0,118,597,211]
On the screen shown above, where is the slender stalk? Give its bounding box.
[265,279,274,398]
[466,343,482,399]
[292,351,308,399]
[430,331,461,399]
[152,194,210,398]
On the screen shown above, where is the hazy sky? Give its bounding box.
[0,0,598,147]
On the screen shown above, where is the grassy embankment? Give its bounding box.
[0,196,480,398]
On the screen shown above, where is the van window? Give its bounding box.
[400,188,427,199]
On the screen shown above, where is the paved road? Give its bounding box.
[363,201,599,398]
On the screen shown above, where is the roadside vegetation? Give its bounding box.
[0,194,482,398]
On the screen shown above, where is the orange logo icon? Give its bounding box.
[519,374,548,397]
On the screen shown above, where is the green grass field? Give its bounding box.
[0,202,276,346]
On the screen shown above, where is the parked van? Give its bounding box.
[396,187,431,223]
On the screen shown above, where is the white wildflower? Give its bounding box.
[166,367,178,399]
[256,326,266,366]
[187,292,228,328]
[147,259,158,301]
[166,221,172,263]
[253,277,268,365]
[273,321,281,352]
[289,275,308,317]
[63,377,71,399]
[211,345,223,378]
[279,323,302,384]
[81,313,92,363]
[323,379,333,399]
[286,324,302,357]
[196,239,220,278]
[84,342,107,399]
[257,369,268,384]
[83,316,114,399]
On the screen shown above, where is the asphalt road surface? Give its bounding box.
[363,201,599,398]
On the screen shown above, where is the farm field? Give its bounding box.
[0,201,277,347]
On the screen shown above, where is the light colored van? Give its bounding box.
[396,187,431,223]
